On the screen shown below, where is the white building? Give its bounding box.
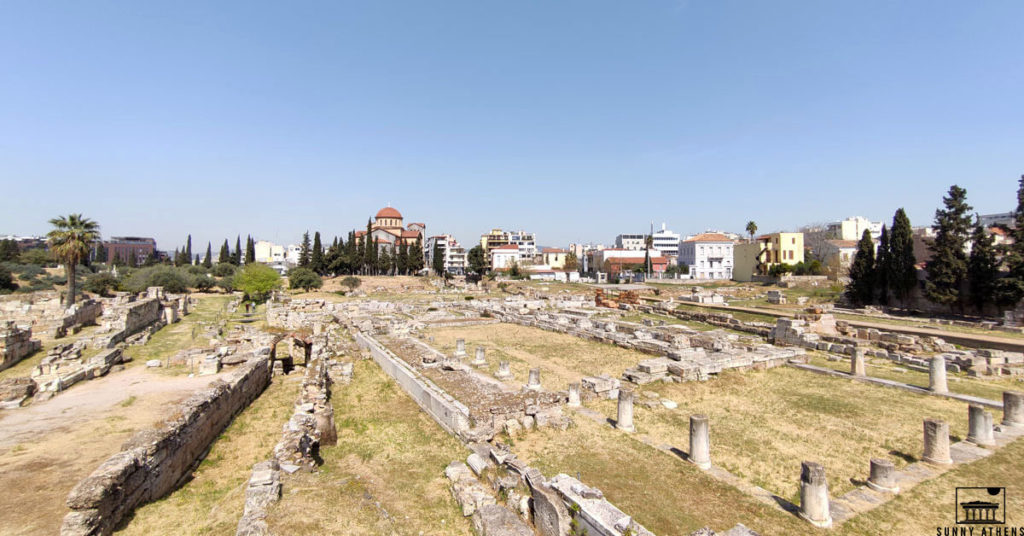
[254,241,286,264]
[285,244,302,265]
[678,233,734,280]
[491,244,520,271]
[614,233,646,250]
[508,231,536,261]
[828,216,883,242]
[651,223,680,258]
[424,234,468,275]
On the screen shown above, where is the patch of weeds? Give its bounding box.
[119,395,138,407]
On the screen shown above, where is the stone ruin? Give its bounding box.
[0,291,102,339]
[0,321,41,371]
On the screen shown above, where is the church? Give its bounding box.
[354,206,425,252]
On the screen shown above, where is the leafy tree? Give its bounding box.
[432,241,445,275]
[467,245,488,276]
[46,214,100,306]
[967,216,999,313]
[846,230,876,306]
[564,252,579,272]
[288,266,322,291]
[0,265,17,292]
[202,242,213,268]
[311,232,324,274]
[191,274,216,292]
[143,250,159,266]
[212,262,237,277]
[746,221,758,242]
[341,276,361,292]
[219,239,230,264]
[245,235,255,264]
[217,275,234,292]
[20,248,53,266]
[299,231,311,267]
[925,185,973,311]
[92,242,107,265]
[122,265,190,293]
[887,208,917,305]
[0,239,20,263]
[874,225,890,305]
[233,263,281,303]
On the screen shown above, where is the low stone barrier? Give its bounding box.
[61,354,272,536]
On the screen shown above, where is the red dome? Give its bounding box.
[375,206,402,219]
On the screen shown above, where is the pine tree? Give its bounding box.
[185,235,192,262]
[968,216,999,313]
[846,230,876,306]
[203,242,212,268]
[432,241,445,275]
[299,231,311,267]
[888,208,917,306]
[245,236,255,264]
[874,225,890,305]
[219,239,230,264]
[311,232,324,274]
[995,175,1024,307]
[232,236,242,265]
[925,185,973,311]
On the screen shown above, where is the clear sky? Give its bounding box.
[2,1,1021,252]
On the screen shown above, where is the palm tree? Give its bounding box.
[47,214,100,306]
[745,221,758,242]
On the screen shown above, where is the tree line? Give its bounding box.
[847,176,1024,314]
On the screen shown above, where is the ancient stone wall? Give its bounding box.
[0,292,102,337]
[0,322,41,371]
[92,297,163,348]
[61,354,272,536]
[355,331,472,439]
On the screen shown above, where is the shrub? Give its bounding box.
[186,264,208,276]
[122,265,190,294]
[233,263,281,303]
[83,272,119,296]
[0,265,16,293]
[212,263,236,277]
[217,275,235,292]
[192,274,216,292]
[340,276,361,291]
[464,296,474,300]
[288,267,322,292]
[19,248,53,266]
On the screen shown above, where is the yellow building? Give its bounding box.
[732,232,804,281]
[541,248,567,269]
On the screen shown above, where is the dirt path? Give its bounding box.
[0,367,225,536]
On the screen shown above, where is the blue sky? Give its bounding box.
[1,1,1021,252]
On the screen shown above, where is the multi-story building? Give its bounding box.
[425,234,467,275]
[733,232,804,281]
[678,233,734,280]
[481,229,536,263]
[651,223,680,258]
[979,212,1014,228]
[490,244,520,271]
[103,237,156,265]
[541,248,568,269]
[827,216,883,242]
[614,233,646,250]
[254,241,286,264]
[569,243,605,273]
[285,244,302,265]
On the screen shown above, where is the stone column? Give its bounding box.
[689,414,711,470]
[866,458,898,493]
[454,338,467,358]
[526,368,541,390]
[851,348,866,377]
[967,405,995,446]
[616,390,635,433]
[798,461,832,528]
[567,383,581,407]
[922,418,952,465]
[1002,391,1024,427]
[471,347,487,367]
[929,356,948,394]
[495,360,513,380]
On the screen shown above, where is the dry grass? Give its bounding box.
[588,366,969,502]
[425,323,653,389]
[116,374,303,535]
[122,294,231,369]
[266,359,472,536]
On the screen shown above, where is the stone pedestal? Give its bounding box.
[929,356,948,394]
[851,348,866,377]
[799,461,832,528]
[616,389,635,433]
[967,405,995,446]
[689,414,711,470]
[526,368,541,391]
[454,338,467,358]
[923,418,952,465]
[567,383,581,407]
[867,458,898,493]
[471,347,487,367]
[1002,391,1024,427]
[495,360,513,380]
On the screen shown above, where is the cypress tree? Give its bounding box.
[194,254,200,265]
[364,220,375,274]
[888,208,917,306]
[232,236,241,265]
[846,230,876,306]
[172,247,180,267]
[398,243,409,275]
[203,242,212,268]
[432,241,445,275]
[245,236,255,264]
[925,185,973,311]
[219,239,230,264]
[379,247,392,275]
[968,216,999,313]
[874,225,890,305]
[996,175,1024,307]
[185,235,192,262]
[311,232,324,274]
[299,232,311,267]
